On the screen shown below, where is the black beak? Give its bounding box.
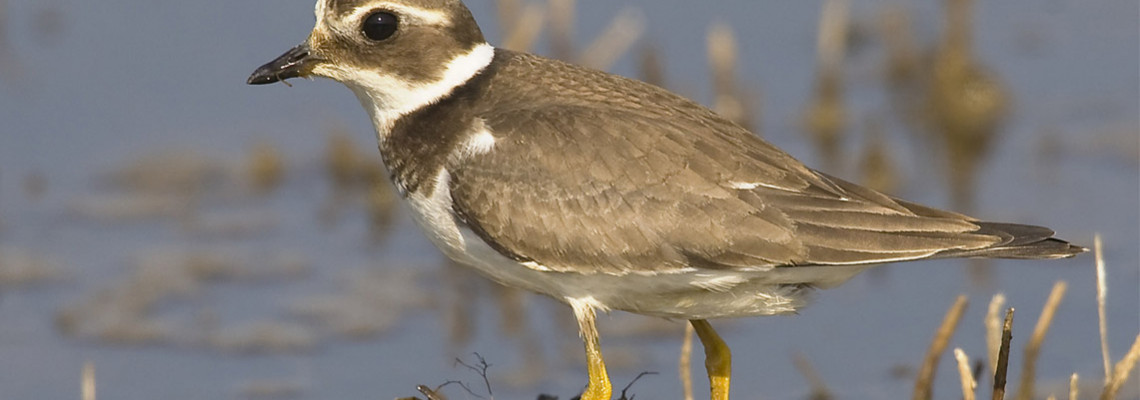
[247,43,316,85]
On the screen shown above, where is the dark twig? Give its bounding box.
[618,371,658,400]
[455,353,494,399]
[992,308,1014,400]
[794,352,835,400]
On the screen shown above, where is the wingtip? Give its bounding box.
[1066,243,1091,257]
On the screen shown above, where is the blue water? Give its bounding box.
[0,0,1136,399]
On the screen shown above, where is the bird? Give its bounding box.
[247,1,1084,399]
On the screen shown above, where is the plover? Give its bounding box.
[247,1,1084,399]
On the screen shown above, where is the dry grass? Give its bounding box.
[858,117,898,194]
[986,293,1007,376]
[82,361,95,400]
[955,348,978,400]
[794,352,835,400]
[1095,234,1111,380]
[546,0,575,60]
[707,23,753,132]
[1070,373,1079,400]
[801,0,849,171]
[913,295,969,400]
[500,2,544,52]
[1016,281,1068,400]
[1101,335,1140,400]
[578,8,643,71]
[679,323,694,400]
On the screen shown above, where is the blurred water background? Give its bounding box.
[0,0,1136,399]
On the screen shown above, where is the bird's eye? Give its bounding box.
[362,11,398,41]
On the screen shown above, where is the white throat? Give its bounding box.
[344,43,495,144]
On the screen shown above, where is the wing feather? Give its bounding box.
[444,51,1078,276]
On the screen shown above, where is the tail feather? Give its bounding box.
[937,222,1086,260]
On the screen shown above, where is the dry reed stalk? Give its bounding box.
[706,23,737,100]
[946,0,975,51]
[680,323,694,400]
[706,23,749,130]
[879,4,919,87]
[816,0,849,74]
[496,0,520,35]
[1069,373,1079,400]
[1100,334,1140,400]
[247,140,285,193]
[579,8,644,70]
[547,0,575,60]
[803,0,849,171]
[913,295,969,400]
[1016,281,1068,400]
[1094,234,1110,381]
[794,352,834,400]
[858,117,898,194]
[501,3,545,52]
[82,361,96,400]
[992,308,1014,400]
[638,44,665,88]
[956,348,978,400]
[986,294,1007,376]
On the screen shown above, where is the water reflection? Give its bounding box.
[802,0,850,173]
[708,23,759,134]
[320,129,398,241]
[247,140,285,195]
[926,0,1010,214]
[56,248,311,347]
[858,116,898,195]
[0,247,64,290]
[879,5,924,140]
[926,0,1013,284]
[637,43,665,88]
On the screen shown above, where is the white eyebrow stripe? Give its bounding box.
[348,2,452,27]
